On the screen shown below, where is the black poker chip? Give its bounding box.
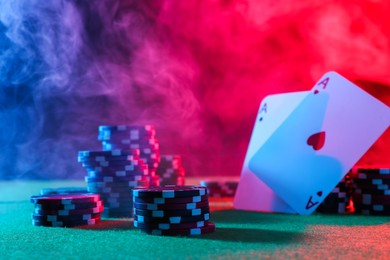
[30,194,101,205]
[32,212,101,222]
[33,200,103,211]
[133,220,209,230]
[134,213,210,224]
[133,201,209,211]
[34,205,104,216]
[32,217,102,227]
[137,221,216,236]
[351,178,390,186]
[133,207,210,218]
[133,195,209,205]
[133,186,207,198]
[350,167,390,174]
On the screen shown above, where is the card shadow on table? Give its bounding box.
[75,219,135,231]
[192,227,310,244]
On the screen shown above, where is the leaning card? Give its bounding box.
[249,71,390,215]
[234,91,310,213]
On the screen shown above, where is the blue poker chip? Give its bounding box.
[81,164,147,173]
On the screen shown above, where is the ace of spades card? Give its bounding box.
[235,71,390,215]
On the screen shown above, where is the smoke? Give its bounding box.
[0,0,388,179]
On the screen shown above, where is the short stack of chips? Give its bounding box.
[79,149,150,218]
[349,166,390,216]
[199,180,239,197]
[132,186,216,236]
[316,176,353,214]
[156,155,185,186]
[99,125,161,186]
[30,193,103,227]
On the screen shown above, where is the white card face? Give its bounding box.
[234,91,310,213]
[248,71,390,215]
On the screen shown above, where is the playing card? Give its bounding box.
[248,71,390,215]
[234,91,310,213]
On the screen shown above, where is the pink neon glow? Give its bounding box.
[0,0,388,178]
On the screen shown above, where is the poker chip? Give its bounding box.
[133,201,209,210]
[30,194,103,227]
[133,194,209,205]
[132,185,215,236]
[133,207,210,217]
[34,205,104,216]
[138,221,216,236]
[78,150,141,158]
[32,217,101,227]
[133,186,207,198]
[30,194,101,204]
[39,187,89,195]
[34,201,103,211]
[32,212,101,222]
[349,166,390,215]
[134,220,209,230]
[156,155,186,186]
[199,180,239,197]
[134,213,211,224]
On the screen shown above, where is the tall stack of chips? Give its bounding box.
[99,125,161,186]
[30,194,103,227]
[79,149,149,218]
[156,155,185,186]
[349,166,390,216]
[132,186,216,236]
[316,176,353,214]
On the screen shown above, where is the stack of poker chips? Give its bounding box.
[30,194,103,227]
[98,125,161,186]
[349,167,390,216]
[79,149,150,218]
[132,186,216,236]
[316,176,353,214]
[199,180,239,197]
[156,155,185,186]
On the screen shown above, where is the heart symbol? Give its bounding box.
[314,89,319,94]
[307,131,326,151]
[317,191,323,197]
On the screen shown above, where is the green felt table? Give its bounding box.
[0,181,389,259]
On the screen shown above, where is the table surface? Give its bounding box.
[0,181,389,259]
